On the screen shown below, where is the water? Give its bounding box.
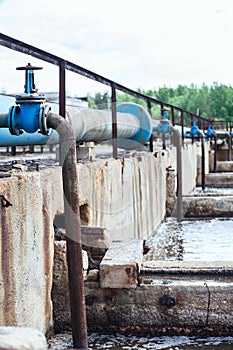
[48,333,233,349]
[145,217,233,262]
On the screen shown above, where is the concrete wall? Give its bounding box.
[78,153,167,241]
[0,169,63,335]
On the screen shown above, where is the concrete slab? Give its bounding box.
[183,195,233,217]
[100,239,144,289]
[142,260,233,275]
[205,172,233,187]
[217,161,233,172]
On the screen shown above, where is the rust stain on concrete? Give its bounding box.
[42,192,52,331]
[0,184,16,325]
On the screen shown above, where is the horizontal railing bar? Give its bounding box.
[1,33,231,130]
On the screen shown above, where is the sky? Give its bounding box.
[1,0,233,97]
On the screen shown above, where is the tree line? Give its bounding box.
[88,83,233,123]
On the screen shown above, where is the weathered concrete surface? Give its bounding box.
[100,239,144,289]
[216,161,233,172]
[166,168,176,216]
[183,195,233,217]
[0,168,63,334]
[142,260,233,275]
[167,142,200,196]
[52,241,70,333]
[78,153,167,240]
[196,141,211,187]
[84,281,233,335]
[0,327,47,350]
[205,172,233,187]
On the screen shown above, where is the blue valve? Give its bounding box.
[157,110,170,134]
[206,125,215,138]
[8,63,50,136]
[190,120,199,137]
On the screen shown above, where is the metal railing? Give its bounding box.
[0,33,231,157]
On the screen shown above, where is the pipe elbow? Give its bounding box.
[116,102,152,149]
[47,112,74,140]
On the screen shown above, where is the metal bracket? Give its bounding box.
[0,193,12,208]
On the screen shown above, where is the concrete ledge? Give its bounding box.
[141,260,233,275]
[205,172,233,187]
[183,196,233,217]
[217,161,233,172]
[0,327,47,350]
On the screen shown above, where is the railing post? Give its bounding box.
[111,83,118,159]
[147,98,153,152]
[171,106,175,126]
[160,104,166,150]
[59,60,66,118]
[180,110,184,144]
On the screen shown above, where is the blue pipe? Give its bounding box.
[0,128,58,147]
[0,103,152,149]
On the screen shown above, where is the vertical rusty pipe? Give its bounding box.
[227,133,232,161]
[47,113,88,350]
[171,127,183,222]
[213,133,217,173]
[160,105,166,150]
[200,132,205,191]
[11,146,16,156]
[171,106,175,126]
[111,83,118,159]
[147,98,153,152]
[191,116,194,145]
[180,110,184,144]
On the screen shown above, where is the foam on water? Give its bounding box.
[145,217,233,261]
[48,333,233,349]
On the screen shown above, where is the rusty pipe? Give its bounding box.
[47,112,88,350]
[227,132,232,161]
[199,131,206,191]
[171,126,183,222]
[213,133,217,173]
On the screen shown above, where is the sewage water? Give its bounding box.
[48,333,233,349]
[145,217,233,262]
[49,217,233,349]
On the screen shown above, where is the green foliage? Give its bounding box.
[88,83,233,123]
[87,91,110,109]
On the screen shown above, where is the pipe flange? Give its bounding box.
[16,94,45,104]
[39,105,51,135]
[116,102,152,150]
[8,105,23,136]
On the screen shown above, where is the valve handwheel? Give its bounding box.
[16,63,42,71]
